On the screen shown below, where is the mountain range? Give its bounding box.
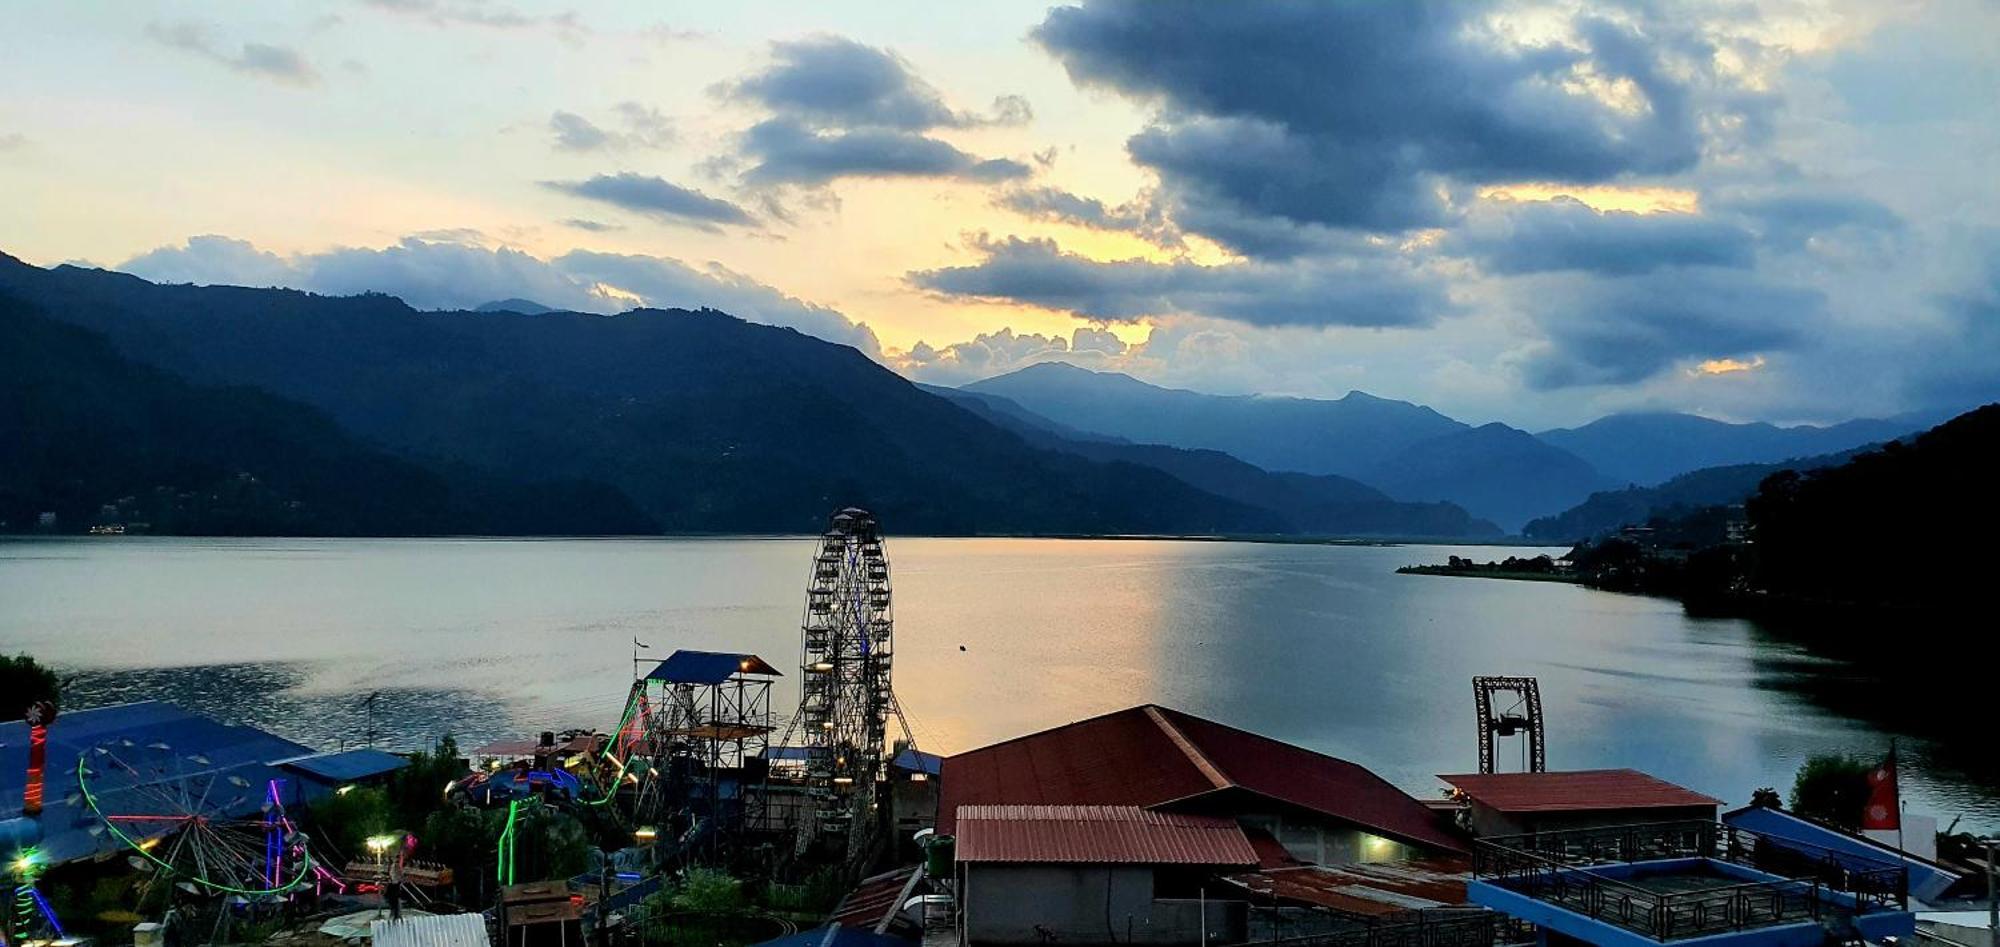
[0,253,1497,538]
[0,252,1946,539]
[960,362,1938,533]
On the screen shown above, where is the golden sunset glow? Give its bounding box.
[1478,183,1702,215]
[1692,356,1767,376]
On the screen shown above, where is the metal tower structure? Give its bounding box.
[628,652,779,850]
[1473,676,1546,774]
[796,508,911,856]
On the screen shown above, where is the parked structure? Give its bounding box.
[1440,769,1720,837]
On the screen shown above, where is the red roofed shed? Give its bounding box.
[941,705,1465,865]
[1438,769,1722,836]
[956,805,1258,866]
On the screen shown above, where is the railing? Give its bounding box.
[1243,909,1496,947]
[1471,820,1907,942]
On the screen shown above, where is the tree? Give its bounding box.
[1789,754,1874,829]
[0,654,60,713]
[388,734,463,830]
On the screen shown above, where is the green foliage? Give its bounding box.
[511,805,591,884]
[307,786,393,862]
[388,734,464,830]
[670,868,747,914]
[1789,754,1874,830]
[0,654,60,710]
[421,804,494,904]
[762,868,846,915]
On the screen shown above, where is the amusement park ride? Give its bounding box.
[1473,675,1547,774]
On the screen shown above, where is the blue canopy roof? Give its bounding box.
[645,650,782,684]
[277,747,409,783]
[0,701,315,865]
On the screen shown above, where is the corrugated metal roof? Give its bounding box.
[1437,769,1721,813]
[956,805,1258,865]
[276,747,409,783]
[0,701,315,864]
[645,650,781,684]
[1219,856,1472,918]
[938,705,1465,854]
[372,913,491,947]
[829,866,919,930]
[754,925,914,947]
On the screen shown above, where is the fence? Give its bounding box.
[1470,820,1907,941]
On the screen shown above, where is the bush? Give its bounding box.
[1,654,60,711]
[671,867,747,914]
[1789,754,1875,829]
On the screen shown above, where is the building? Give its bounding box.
[940,705,1465,866]
[954,805,1257,945]
[1439,769,1721,837]
[1469,818,1914,945]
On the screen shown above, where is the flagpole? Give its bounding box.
[1893,740,1905,856]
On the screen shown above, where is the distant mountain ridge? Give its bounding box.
[923,384,1501,537]
[963,362,1945,533]
[1537,410,1941,487]
[964,363,1601,531]
[1520,446,1880,543]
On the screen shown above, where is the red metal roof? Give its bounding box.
[956,805,1258,866]
[1219,856,1472,918]
[1437,769,1722,813]
[829,866,919,931]
[938,705,1465,854]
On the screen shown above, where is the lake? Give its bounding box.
[2,535,1991,830]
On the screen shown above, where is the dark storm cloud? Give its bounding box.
[1518,269,1822,389]
[542,173,755,230]
[1032,2,1744,249]
[908,235,1444,328]
[146,21,320,86]
[737,118,1030,186]
[1446,199,1757,275]
[721,36,1033,186]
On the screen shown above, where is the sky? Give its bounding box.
[3,0,1998,429]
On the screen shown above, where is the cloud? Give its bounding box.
[1719,192,1904,252]
[893,326,1119,386]
[146,21,319,86]
[542,173,756,230]
[560,218,623,233]
[1445,198,1757,275]
[720,35,1034,187]
[1513,269,1823,390]
[0,132,26,152]
[548,103,675,152]
[116,235,880,357]
[737,118,1029,187]
[1031,2,1764,250]
[993,186,1179,247]
[359,0,586,39]
[909,235,1446,328]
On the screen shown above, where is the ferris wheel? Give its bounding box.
[77,739,311,897]
[796,508,911,845]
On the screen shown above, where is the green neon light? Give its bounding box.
[496,799,520,886]
[76,757,311,896]
[582,689,644,807]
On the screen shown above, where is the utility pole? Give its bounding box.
[1985,835,1996,947]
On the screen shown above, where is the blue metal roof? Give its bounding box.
[753,926,911,947]
[0,701,315,865]
[891,748,941,776]
[645,650,782,684]
[277,748,409,783]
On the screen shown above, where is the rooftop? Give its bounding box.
[1439,769,1721,813]
[956,804,1259,866]
[275,747,410,783]
[1220,856,1472,917]
[0,701,314,864]
[940,704,1464,853]
[645,650,782,684]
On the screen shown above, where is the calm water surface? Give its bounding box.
[2,536,1991,829]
